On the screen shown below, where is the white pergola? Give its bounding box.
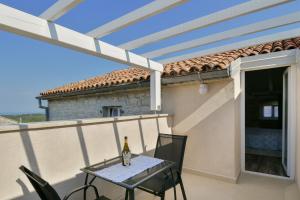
[0,0,298,111]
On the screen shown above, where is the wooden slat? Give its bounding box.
[143,12,300,58]
[160,28,300,64]
[40,0,83,21]
[0,3,163,72]
[119,0,292,50]
[87,0,187,38]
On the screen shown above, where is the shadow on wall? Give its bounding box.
[179,92,239,179]
[15,179,30,198]
[19,124,41,175]
[12,116,167,199]
[138,119,147,153]
[113,122,122,155]
[173,82,234,134]
[76,120,91,166]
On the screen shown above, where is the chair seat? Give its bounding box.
[138,172,179,195]
[96,196,111,200]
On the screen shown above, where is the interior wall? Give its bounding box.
[162,80,240,181]
[0,114,172,200]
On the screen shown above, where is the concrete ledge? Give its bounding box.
[183,167,240,184]
[0,114,171,134]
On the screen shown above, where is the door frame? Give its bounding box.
[239,50,297,180]
[282,68,289,174]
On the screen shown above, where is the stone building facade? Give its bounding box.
[48,89,151,120]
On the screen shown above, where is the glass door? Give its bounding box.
[282,68,289,176]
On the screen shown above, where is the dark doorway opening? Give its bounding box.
[245,67,288,177]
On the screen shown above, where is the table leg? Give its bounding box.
[89,176,96,185]
[128,189,135,200]
[169,168,177,200]
[83,174,89,200]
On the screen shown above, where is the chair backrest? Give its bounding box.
[154,134,187,174]
[19,166,61,200]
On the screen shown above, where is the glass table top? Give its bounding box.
[81,154,175,189]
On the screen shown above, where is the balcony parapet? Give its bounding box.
[0,114,171,134]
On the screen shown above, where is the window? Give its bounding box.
[263,106,273,118]
[102,106,122,117]
[273,106,279,118]
[261,104,279,120]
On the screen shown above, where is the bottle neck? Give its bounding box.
[123,138,130,151]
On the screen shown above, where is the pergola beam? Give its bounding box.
[119,0,292,50]
[87,0,187,38]
[160,27,300,64]
[40,0,84,21]
[0,3,163,72]
[150,71,161,111]
[143,12,300,58]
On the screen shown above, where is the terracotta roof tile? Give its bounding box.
[40,37,300,96]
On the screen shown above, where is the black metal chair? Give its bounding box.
[137,133,188,200]
[19,165,110,200]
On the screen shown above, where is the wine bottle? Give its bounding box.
[122,136,131,166]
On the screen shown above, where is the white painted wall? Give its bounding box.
[44,55,300,188]
[162,80,240,182]
[296,61,300,191]
[0,114,172,200]
[46,79,240,182]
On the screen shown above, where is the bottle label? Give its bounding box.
[122,152,131,166]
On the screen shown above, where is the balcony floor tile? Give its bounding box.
[135,172,299,200]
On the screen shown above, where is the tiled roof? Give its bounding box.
[40,37,300,96]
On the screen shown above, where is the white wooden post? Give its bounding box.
[296,49,300,64]
[230,59,241,99]
[150,70,161,111]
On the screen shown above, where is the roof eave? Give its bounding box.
[38,69,230,100]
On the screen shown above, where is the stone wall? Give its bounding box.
[48,89,152,120]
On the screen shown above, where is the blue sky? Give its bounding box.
[0,0,299,114]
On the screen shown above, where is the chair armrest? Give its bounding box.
[63,184,100,200]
